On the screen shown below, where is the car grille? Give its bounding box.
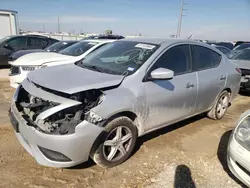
[9,66,20,75]
[22,66,36,71]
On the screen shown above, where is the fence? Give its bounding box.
[47,34,86,41]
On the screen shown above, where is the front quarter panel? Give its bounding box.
[91,87,148,135]
[92,87,137,119]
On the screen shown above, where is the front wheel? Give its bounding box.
[90,116,137,168]
[207,90,230,120]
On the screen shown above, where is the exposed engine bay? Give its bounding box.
[16,86,104,135]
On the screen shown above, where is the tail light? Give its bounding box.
[236,68,242,74]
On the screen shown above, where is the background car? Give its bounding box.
[231,43,250,57]
[9,39,115,88]
[207,42,234,50]
[213,45,232,58]
[227,110,250,187]
[9,38,241,168]
[0,35,59,67]
[231,48,250,90]
[8,40,78,63]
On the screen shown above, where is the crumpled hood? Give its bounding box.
[231,59,250,70]
[27,63,124,94]
[12,52,73,66]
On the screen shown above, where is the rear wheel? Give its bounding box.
[90,116,137,168]
[207,90,230,120]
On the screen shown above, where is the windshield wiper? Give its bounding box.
[82,64,104,73]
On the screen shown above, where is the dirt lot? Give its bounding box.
[0,78,249,188]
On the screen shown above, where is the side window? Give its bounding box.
[7,37,27,50]
[152,44,191,75]
[192,45,222,71]
[28,38,48,49]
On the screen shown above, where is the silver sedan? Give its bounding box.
[10,38,241,168]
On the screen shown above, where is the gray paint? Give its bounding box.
[27,63,124,94]
[12,38,241,167]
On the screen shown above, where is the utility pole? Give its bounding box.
[57,16,60,34]
[42,24,45,33]
[177,0,187,38]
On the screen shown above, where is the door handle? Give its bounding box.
[220,75,226,80]
[186,82,194,88]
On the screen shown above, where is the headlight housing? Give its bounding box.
[235,116,250,150]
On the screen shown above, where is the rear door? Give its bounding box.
[27,37,49,49]
[191,45,226,113]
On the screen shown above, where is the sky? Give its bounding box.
[1,0,250,41]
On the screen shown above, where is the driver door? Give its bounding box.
[142,44,198,132]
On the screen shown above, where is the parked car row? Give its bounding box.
[9,39,115,88]
[5,36,250,187]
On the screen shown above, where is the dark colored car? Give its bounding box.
[0,35,59,66]
[8,40,77,62]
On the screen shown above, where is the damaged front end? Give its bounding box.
[16,80,106,135]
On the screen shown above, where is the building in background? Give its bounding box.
[0,9,19,39]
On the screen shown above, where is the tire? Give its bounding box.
[90,116,137,168]
[207,90,230,120]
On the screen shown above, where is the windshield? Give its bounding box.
[233,43,250,51]
[45,41,76,52]
[0,36,11,44]
[59,41,99,56]
[232,49,250,60]
[79,41,159,75]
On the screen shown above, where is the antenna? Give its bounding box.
[177,0,188,38]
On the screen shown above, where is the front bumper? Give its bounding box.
[9,101,104,168]
[227,133,250,187]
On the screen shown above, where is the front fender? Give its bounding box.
[91,88,137,120]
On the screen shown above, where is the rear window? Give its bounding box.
[192,45,222,71]
[59,41,99,56]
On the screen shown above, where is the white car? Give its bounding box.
[228,110,250,187]
[9,39,115,88]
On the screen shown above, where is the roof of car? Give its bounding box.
[80,39,116,43]
[121,37,200,45]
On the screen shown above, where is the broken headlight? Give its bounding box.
[86,110,103,124]
[235,116,250,151]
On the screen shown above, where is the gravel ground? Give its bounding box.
[0,79,249,188]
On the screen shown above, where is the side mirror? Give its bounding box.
[3,43,12,50]
[149,68,174,80]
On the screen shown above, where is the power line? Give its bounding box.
[177,0,188,38]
